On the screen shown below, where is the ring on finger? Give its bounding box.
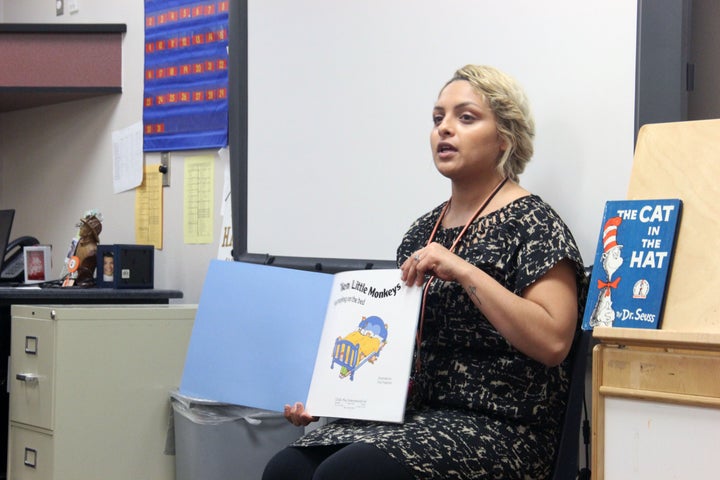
[413,254,421,262]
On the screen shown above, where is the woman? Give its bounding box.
[263,65,587,480]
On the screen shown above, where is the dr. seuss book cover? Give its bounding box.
[581,199,682,330]
[181,260,423,423]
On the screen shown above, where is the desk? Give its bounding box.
[0,287,182,306]
[0,287,183,480]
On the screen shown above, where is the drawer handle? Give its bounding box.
[16,373,39,385]
[24,447,38,468]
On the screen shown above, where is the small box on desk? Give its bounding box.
[96,244,154,289]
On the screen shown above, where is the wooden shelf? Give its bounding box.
[0,23,126,112]
[593,326,720,350]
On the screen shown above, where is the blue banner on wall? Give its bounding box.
[143,0,229,151]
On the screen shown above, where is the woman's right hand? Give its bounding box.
[284,402,319,426]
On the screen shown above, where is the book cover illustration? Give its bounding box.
[306,271,422,423]
[582,199,682,330]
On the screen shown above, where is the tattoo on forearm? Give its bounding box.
[466,284,481,305]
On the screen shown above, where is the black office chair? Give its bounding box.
[550,328,592,480]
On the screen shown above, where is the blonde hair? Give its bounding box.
[444,65,535,181]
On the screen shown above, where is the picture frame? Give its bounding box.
[23,245,52,284]
[96,244,154,289]
[96,244,116,288]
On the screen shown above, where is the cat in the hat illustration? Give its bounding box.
[589,216,623,327]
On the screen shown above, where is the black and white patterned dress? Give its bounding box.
[293,195,587,480]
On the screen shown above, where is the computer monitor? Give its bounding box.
[0,209,15,274]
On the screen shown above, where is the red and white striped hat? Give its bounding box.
[602,216,623,252]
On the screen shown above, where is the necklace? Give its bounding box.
[412,176,509,377]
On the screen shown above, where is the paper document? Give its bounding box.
[135,165,164,249]
[112,122,144,193]
[184,155,214,244]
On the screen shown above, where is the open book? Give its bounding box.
[180,260,423,423]
[582,199,682,330]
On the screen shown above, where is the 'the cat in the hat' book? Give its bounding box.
[582,199,682,330]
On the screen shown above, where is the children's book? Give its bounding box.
[582,199,682,330]
[180,259,423,423]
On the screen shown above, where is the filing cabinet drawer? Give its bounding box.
[10,317,56,430]
[9,425,54,480]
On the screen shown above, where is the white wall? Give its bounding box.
[0,0,226,303]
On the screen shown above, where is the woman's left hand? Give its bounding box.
[400,242,470,286]
[283,402,319,427]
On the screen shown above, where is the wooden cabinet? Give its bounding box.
[592,327,720,479]
[590,118,720,478]
[7,304,196,480]
[0,24,125,112]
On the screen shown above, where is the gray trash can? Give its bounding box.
[170,391,304,480]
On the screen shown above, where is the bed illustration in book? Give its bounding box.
[332,315,389,381]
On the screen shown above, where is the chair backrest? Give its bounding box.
[550,329,592,480]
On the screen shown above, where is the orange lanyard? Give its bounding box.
[413,176,508,374]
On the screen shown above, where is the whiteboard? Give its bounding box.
[605,397,720,478]
[244,0,638,265]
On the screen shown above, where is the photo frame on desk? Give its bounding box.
[23,245,52,284]
[96,244,154,289]
[96,245,116,287]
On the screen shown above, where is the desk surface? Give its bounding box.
[0,287,183,306]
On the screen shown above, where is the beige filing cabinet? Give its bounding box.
[7,304,196,480]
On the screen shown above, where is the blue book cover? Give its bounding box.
[582,199,682,330]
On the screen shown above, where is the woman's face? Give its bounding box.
[430,80,506,183]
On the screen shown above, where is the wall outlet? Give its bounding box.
[67,0,79,14]
[56,0,64,16]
